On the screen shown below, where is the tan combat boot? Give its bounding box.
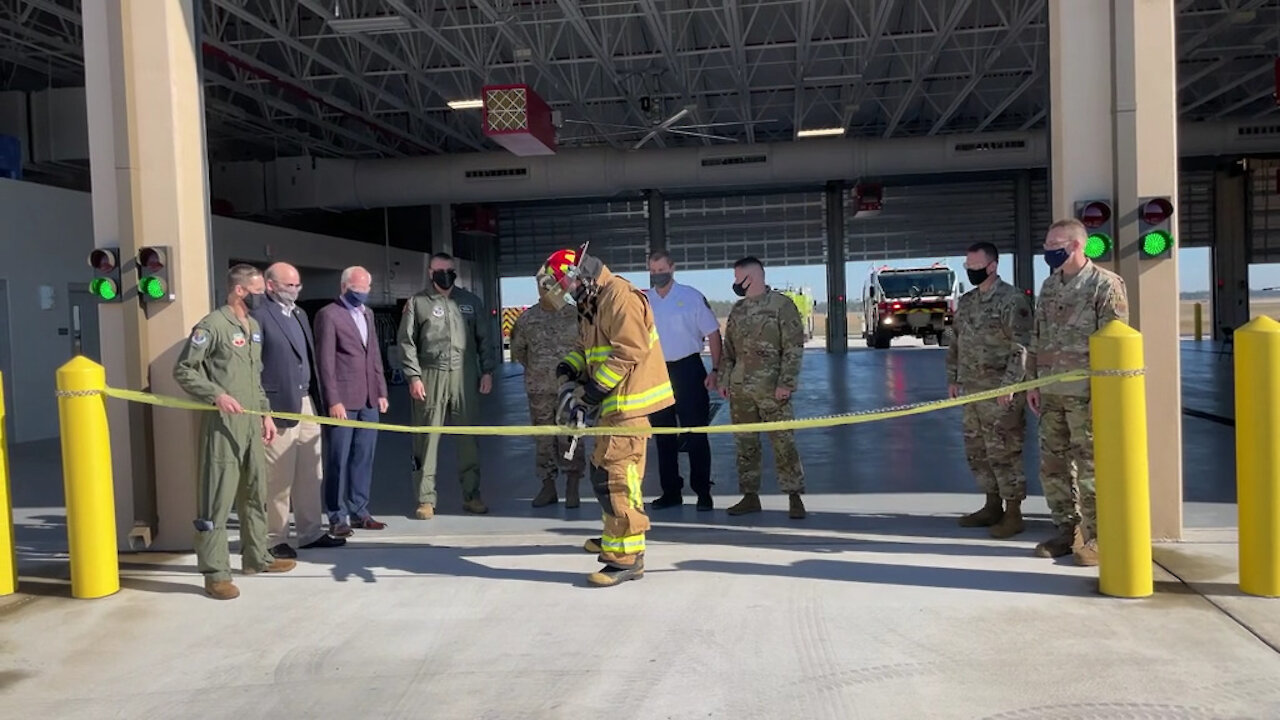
[1074,531,1099,566]
[727,493,762,516]
[788,493,806,519]
[958,493,1003,527]
[532,480,558,508]
[564,476,581,509]
[1033,523,1083,558]
[583,537,602,553]
[243,558,296,575]
[204,579,240,600]
[988,499,1025,539]
[463,496,489,514]
[415,503,435,520]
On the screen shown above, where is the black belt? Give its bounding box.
[665,353,701,365]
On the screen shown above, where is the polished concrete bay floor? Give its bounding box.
[3,339,1275,719]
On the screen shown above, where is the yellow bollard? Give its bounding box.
[1194,302,1202,342]
[0,372,15,596]
[55,356,119,599]
[1234,316,1280,597]
[1089,320,1153,598]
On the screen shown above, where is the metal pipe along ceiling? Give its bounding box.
[224,120,1279,211]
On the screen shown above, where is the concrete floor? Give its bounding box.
[3,338,1277,719]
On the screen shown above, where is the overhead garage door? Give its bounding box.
[497,199,650,277]
[846,178,1020,263]
[496,169,1221,277]
[668,191,826,270]
[1249,158,1280,263]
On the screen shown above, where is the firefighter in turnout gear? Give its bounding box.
[537,246,675,587]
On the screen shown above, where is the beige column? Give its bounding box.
[1048,0,1183,540]
[1110,0,1181,540]
[82,0,212,551]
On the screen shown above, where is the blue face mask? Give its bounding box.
[1044,248,1069,270]
[344,290,368,306]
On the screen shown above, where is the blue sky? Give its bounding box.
[501,246,1280,306]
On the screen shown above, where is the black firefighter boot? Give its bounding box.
[587,553,645,587]
[958,493,1003,528]
[532,479,558,508]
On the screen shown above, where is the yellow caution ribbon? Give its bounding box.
[81,368,1134,437]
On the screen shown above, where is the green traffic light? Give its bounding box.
[1084,233,1111,259]
[90,277,118,301]
[140,276,167,300]
[1141,230,1172,257]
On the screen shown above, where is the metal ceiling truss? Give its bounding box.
[0,0,1276,163]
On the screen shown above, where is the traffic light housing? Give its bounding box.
[1137,197,1175,259]
[87,247,122,302]
[1074,200,1113,262]
[136,246,173,303]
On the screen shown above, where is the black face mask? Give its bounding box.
[432,269,457,290]
[244,292,266,311]
[966,266,990,286]
[650,272,672,288]
[732,279,749,297]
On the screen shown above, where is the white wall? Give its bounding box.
[0,178,430,443]
[212,217,428,302]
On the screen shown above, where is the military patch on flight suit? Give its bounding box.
[252,332,262,343]
[232,332,246,348]
[432,305,445,318]
[190,328,208,346]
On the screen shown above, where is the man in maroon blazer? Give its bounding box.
[314,266,390,536]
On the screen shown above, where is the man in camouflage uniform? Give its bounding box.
[717,256,808,520]
[508,294,586,508]
[1027,219,1129,566]
[946,241,1033,539]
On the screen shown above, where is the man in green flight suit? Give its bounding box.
[398,252,498,519]
[173,263,296,600]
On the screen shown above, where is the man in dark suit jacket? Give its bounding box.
[314,265,390,535]
[252,262,346,557]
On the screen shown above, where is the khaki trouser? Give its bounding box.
[263,396,325,547]
[591,414,651,568]
[412,366,481,505]
[194,413,271,583]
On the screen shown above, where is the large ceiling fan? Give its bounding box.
[561,103,772,149]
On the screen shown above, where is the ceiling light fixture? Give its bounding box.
[327,15,411,34]
[447,99,484,110]
[796,127,845,138]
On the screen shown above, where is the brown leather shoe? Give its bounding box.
[205,579,240,600]
[244,558,296,575]
[352,516,386,530]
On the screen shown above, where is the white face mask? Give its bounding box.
[273,286,300,305]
